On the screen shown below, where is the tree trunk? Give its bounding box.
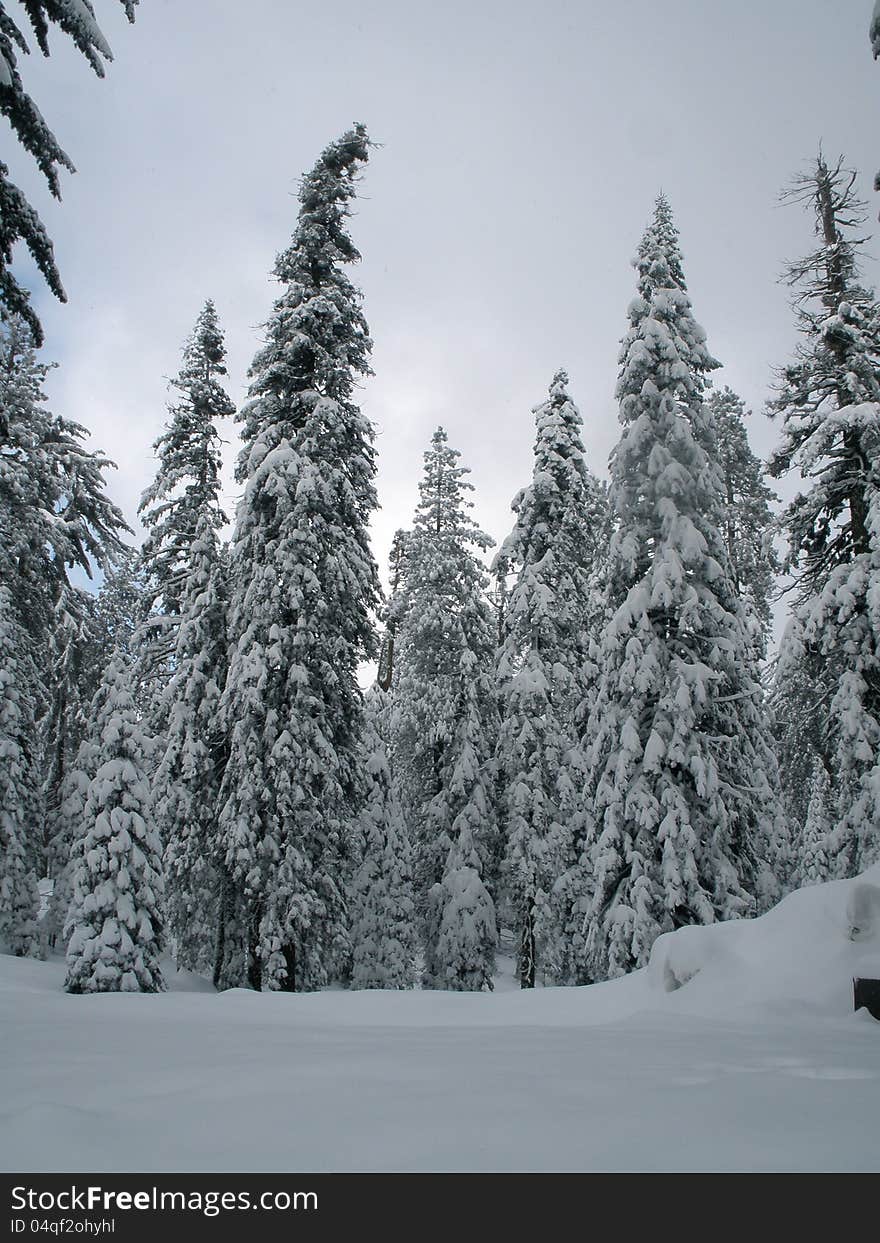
[844,428,870,556]
[246,903,263,992]
[815,162,871,560]
[279,941,297,992]
[518,905,536,989]
[377,626,395,691]
[213,870,249,991]
[213,868,234,989]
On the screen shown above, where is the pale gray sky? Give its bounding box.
[7,0,880,633]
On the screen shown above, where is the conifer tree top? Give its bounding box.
[637,193,687,293]
[621,196,718,390]
[535,369,584,452]
[406,427,493,561]
[612,198,721,548]
[237,123,373,473]
[767,154,880,584]
[549,366,569,390]
[495,368,604,582]
[182,300,228,378]
[278,123,371,280]
[138,300,233,619]
[777,154,871,315]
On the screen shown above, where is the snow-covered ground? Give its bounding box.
[2,869,879,1172]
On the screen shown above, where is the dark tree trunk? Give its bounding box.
[246,903,263,992]
[518,905,536,989]
[213,868,233,989]
[377,626,395,691]
[212,905,226,992]
[725,472,740,592]
[213,870,248,991]
[844,427,870,556]
[279,941,297,992]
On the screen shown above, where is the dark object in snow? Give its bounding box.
[853,977,880,1020]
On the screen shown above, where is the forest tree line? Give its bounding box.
[2,115,880,994]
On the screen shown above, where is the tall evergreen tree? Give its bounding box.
[392,427,499,989]
[767,155,880,875]
[158,511,237,983]
[582,196,779,980]
[429,819,497,992]
[377,529,409,692]
[349,687,418,990]
[219,125,379,992]
[0,0,138,346]
[0,315,126,951]
[138,301,234,723]
[494,370,608,987]
[706,386,779,658]
[64,650,164,994]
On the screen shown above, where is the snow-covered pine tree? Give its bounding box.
[377,529,409,692]
[392,427,499,990]
[219,125,380,992]
[429,820,497,992]
[0,835,40,957]
[0,586,41,956]
[40,588,103,949]
[45,556,151,951]
[582,196,779,980]
[45,656,111,954]
[139,301,233,620]
[158,510,238,983]
[92,551,147,663]
[767,155,880,875]
[0,1,138,346]
[768,616,834,890]
[138,302,233,730]
[707,386,779,659]
[797,760,832,887]
[494,370,608,987]
[43,760,89,954]
[0,316,126,952]
[64,650,164,994]
[701,388,784,905]
[349,687,418,989]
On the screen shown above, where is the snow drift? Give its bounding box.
[648,863,880,1017]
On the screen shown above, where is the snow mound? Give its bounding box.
[648,864,880,1016]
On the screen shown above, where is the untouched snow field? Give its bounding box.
[2,868,879,1173]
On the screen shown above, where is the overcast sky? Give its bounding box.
[7,0,880,636]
